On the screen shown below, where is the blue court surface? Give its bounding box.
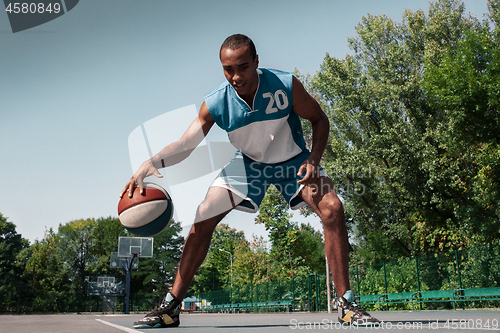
[1,310,499,332]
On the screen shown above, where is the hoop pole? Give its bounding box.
[125,254,138,314]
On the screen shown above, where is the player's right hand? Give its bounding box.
[120,176,137,199]
[119,159,163,198]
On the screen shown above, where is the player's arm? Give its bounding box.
[291,76,330,185]
[120,102,215,197]
[150,102,214,169]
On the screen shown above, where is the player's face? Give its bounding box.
[220,46,259,102]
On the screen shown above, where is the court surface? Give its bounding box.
[1,309,499,332]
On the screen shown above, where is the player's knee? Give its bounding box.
[320,195,344,226]
[195,198,231,224]
[196,200,215,222]
[193,203,221,235]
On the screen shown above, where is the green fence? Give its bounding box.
[198,242,500,312]
[198,273,329,312]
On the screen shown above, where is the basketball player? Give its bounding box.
[121,34,380,328]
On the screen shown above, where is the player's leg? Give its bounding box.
[133,186,242,329]
[298,176,350,295]
[171,152,262,300]
[299,176,379,326]
[271,152,350,292]
[171,186,242,300]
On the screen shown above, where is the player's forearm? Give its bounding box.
[309,114,330,164]
[149,118,207,169]
[150,140,198,169]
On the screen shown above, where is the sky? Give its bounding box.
[0,0,489,244]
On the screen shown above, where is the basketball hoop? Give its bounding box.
[113,237,154,314]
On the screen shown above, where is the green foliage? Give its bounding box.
[190,223,246,294]
[132,220,184,298]
[256,185,325,280]
[456,243,500,289]
[353,241,500,310]
[293,223,325,274]
[232,235,268,286]
[24,229,73,312]
[90,217,130,275]
[190,186,326,297]
[421,4,500,247]
[1,213,183,312]
[57,217,128,302]
[0,214,29,312]
[350,228,408,265]
[256,185,300,280]
[22,218,121,312]
[309,0,500,260]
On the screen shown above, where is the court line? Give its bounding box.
[95,319,143,333]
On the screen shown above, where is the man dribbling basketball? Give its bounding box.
[120,34,380,328]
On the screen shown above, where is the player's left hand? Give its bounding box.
[297,159,320,185]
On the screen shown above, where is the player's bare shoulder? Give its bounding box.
[291,76,325,122]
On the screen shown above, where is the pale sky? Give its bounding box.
[0,0,488,243]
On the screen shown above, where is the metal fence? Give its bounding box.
[352,242,500,296]
[198,242,500,312]
[198,273,329,312]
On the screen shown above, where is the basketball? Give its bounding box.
[118,183,174,237]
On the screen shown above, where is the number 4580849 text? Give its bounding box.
[5,2,61,14]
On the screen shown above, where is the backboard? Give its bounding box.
[87,275,125,296]
[118,236,153,258]
[98,276,115,288]
[110,251,139,269]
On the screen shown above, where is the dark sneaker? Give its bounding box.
[337,296,380,326]
[133,293,181,329]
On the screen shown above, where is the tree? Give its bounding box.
[256,185,302,280]
[15,245,35,312]
[88,216,129,275]
[309,0,499,260]
[58,218,99,302]
[190,223,246,294]
[132,220,184,298]
[256,186,325,279]
[0,213,29,312]
[24,229,73,312]
[232,235,268,286]
[293,223,325,274]
[57,216,127,310]
[421,0,500,248]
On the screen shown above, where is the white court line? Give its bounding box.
[95,319,143,333]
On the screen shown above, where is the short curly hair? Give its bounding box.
[220,34,257,60]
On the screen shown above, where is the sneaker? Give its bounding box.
[133,293,181,329]
[337,295,380,326]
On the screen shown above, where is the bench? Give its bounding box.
[454,287,500,305]
[414,290,458,309]
[356,294,386,310]
[386,292,419,310]
[266,300,293,312]
[202,300,293,313]
[357,288,500,311]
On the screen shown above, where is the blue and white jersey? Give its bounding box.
[205,68,308,164]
